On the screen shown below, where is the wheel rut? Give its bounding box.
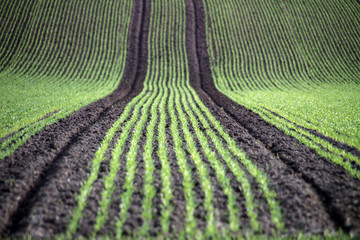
[191,0,360,236]
[0,0,147,237]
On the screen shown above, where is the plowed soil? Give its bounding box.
[1,0,359,238]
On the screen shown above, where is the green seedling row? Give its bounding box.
[203,0,360,92]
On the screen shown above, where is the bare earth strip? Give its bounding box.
[192,0,360,236]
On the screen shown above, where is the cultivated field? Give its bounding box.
[0,0,359,239]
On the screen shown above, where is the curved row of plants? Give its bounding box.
[63,0,282,238]
[201,0,360,179]
[0,0,133,159]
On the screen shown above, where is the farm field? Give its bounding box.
[0,0,360,239]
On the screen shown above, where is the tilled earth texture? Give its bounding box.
[1,0,360,239]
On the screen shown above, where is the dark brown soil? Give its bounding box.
[1,0,360,238]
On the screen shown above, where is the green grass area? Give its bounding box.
[202,0,360,177]
[0,0,133,159]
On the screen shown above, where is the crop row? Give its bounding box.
[202,0,360,92]
[201,0,360,177]
[0,0,133,159]
[63,0,283,238]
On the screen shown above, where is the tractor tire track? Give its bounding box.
[192,0,360,236]
[0,0,146,237]
[189,0,342,234]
